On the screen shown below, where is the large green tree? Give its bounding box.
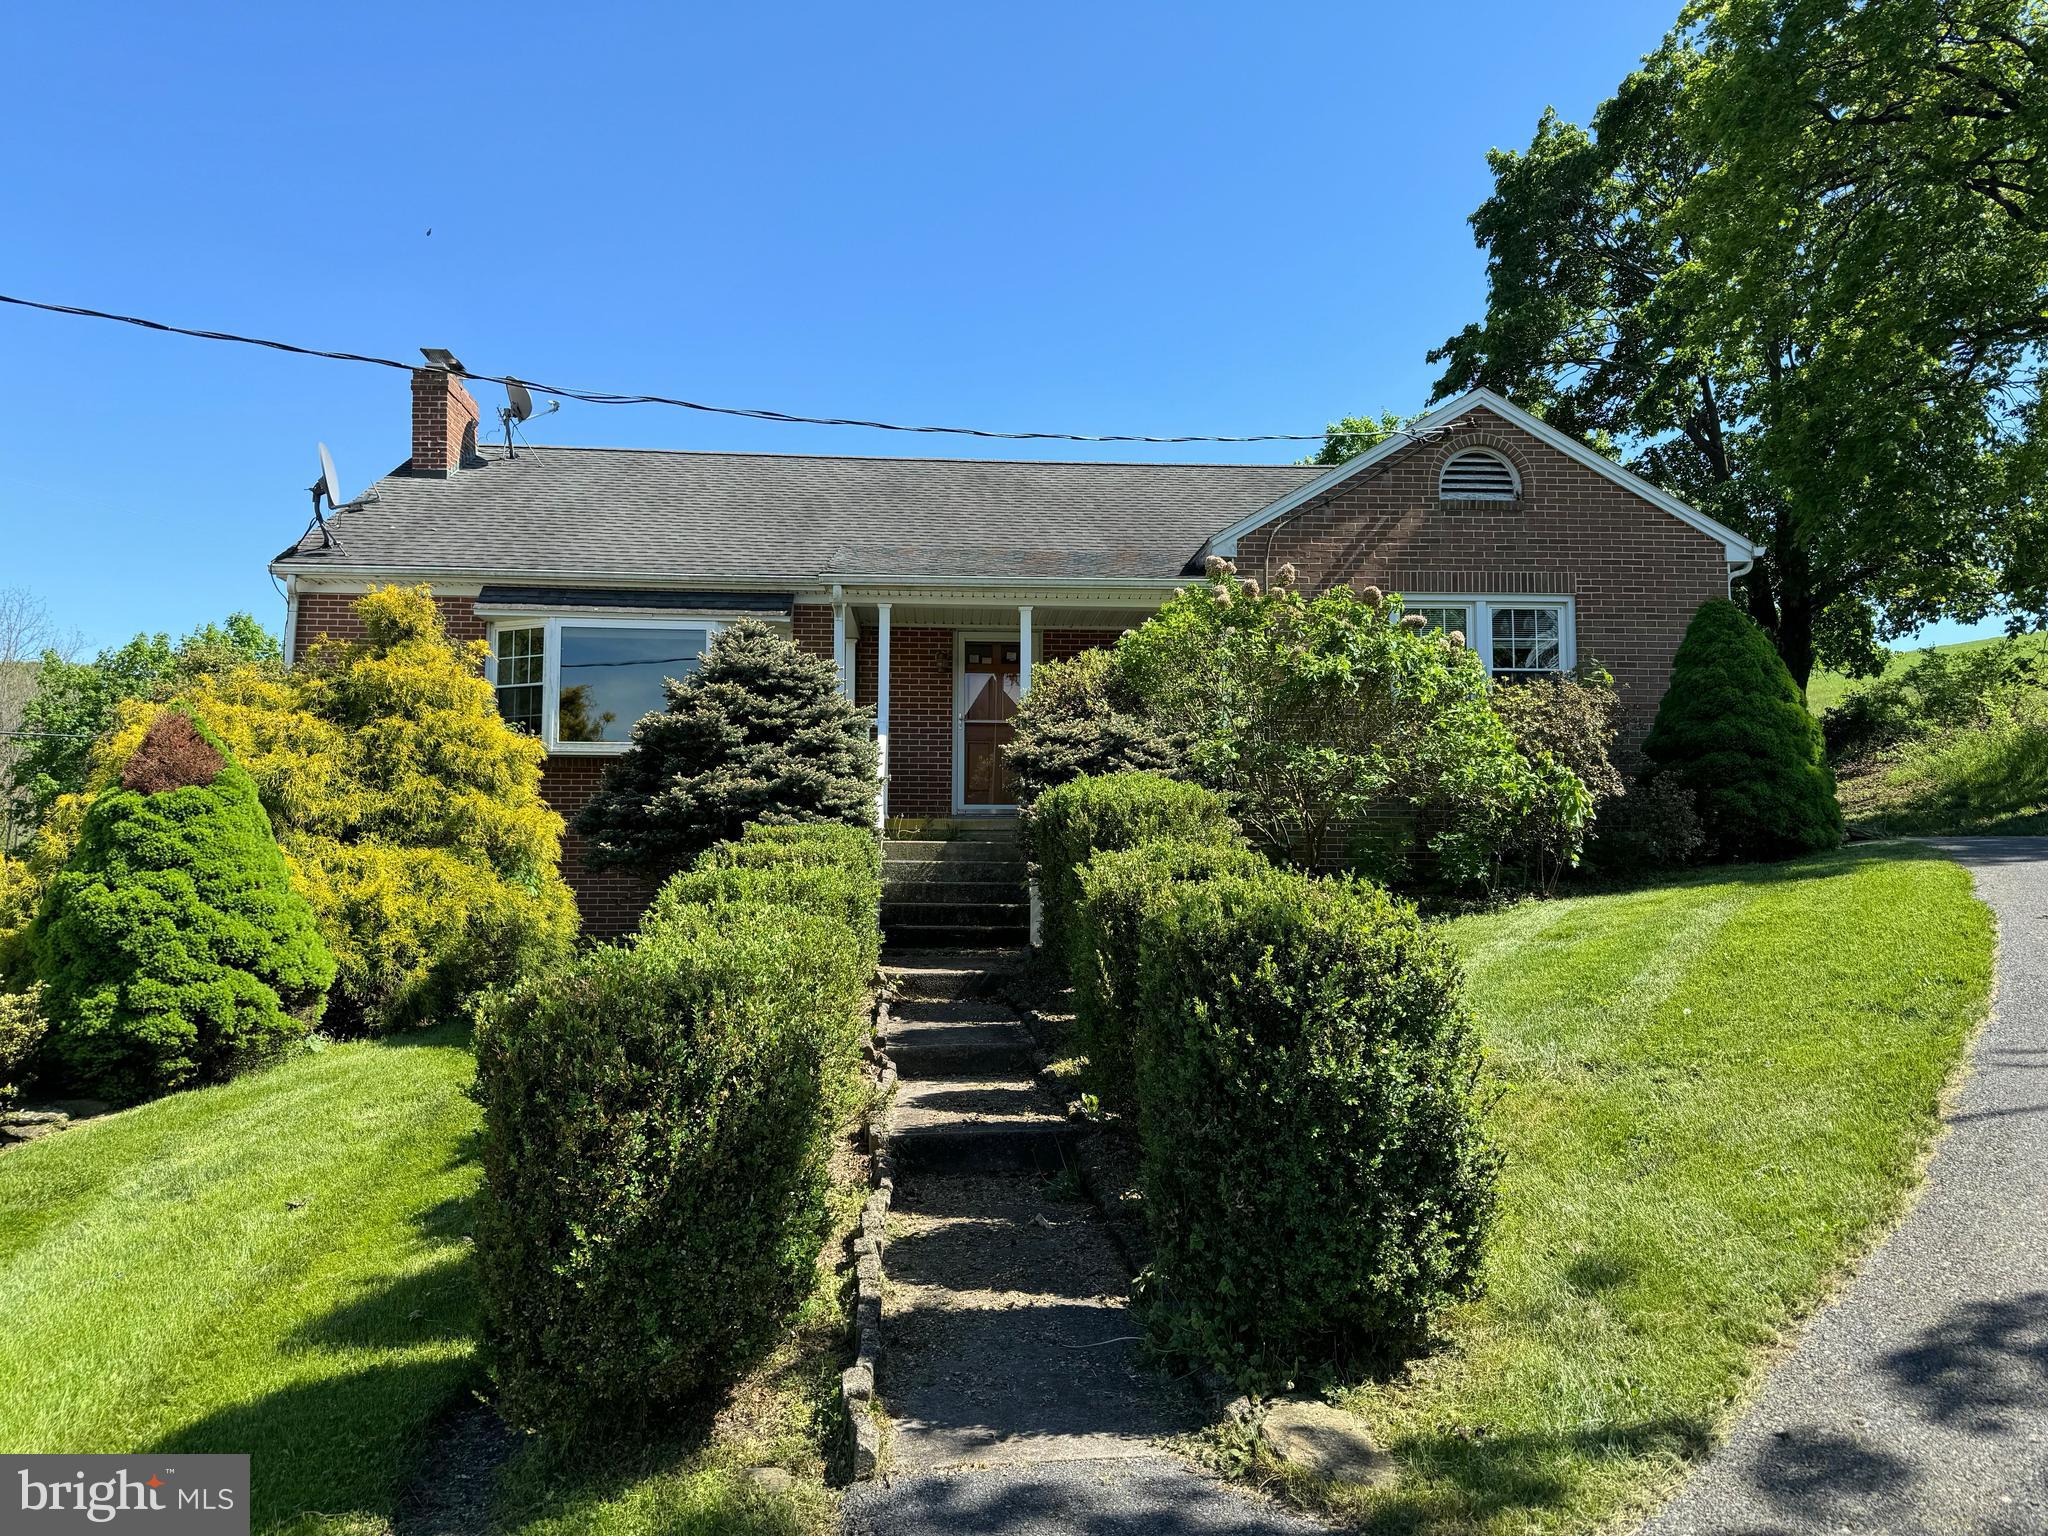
[1431,4,2048,691]
[9,614,278,826]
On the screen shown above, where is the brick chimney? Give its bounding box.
[411,356,480,476]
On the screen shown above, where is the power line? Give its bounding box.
[0,291,1400,447]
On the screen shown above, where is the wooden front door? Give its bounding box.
[957,637,1022,808]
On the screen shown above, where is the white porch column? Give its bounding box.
[874,602,891,831]
[832,594,852,700]
[1017,604,1034,698]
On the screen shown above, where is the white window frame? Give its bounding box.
[1437,448,1522,502]
[1402,595,1576,679]
[487,615,744,754]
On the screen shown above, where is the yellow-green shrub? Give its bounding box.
[45,588,577,1031]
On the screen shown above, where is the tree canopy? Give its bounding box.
[8,613,278,828]
[1430,2,2048,690]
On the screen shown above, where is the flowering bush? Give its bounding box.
[1115,566,1592,886]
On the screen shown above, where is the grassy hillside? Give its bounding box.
[0,1024,847,1536]
[1809,632,2048,835]
[1806,633,2034,714]
[1281,845,1994,1534]
[0,1029,480,1530]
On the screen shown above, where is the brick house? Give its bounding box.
[270,361,1755,933]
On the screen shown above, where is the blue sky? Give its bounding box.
[0,1,2003,654]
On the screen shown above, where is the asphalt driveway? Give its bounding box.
[1640,837,2048,1536]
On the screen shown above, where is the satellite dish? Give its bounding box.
[498,378,560,456]
[317,442,343,507]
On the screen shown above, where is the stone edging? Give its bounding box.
[842,996,897,1481]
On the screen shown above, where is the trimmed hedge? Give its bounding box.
[1130,868,1497,1388]
[474,901,868,1437]
[649,847,882,974]
[1027,771,1236,966]
[1072,838,1270,1106]
[735,820,883,881]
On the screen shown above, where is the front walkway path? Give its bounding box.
[843,952,1324,1536]
[1641,837,2048,1535]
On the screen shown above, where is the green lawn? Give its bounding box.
[0,1029,480,1531]
[1294,844,1994,1534]
[0,1026,850,1536]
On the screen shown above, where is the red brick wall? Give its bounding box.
[1233,407,1728,750]
[289,589,484,661]
[1042,629,1121,665]
[540,756,660,939]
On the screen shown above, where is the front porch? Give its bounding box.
[808,585,1165,823]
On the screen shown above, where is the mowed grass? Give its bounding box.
[0,1028,481,1533]
[1308,845,1994,1534]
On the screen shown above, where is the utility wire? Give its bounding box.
[0,291,1405,447]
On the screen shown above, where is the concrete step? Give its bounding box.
[884,951,1028,1000]
[890,1075,1075,1175]
[885,921,1031,950]
[880,876,1028,905]
[885,841,1027,868]
[883,1012,1038,1077]
[882,900,1029,931]
[886,818,1021,843]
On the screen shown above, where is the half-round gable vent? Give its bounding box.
[1439,449,1519,501]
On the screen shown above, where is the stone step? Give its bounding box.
[884,951,1028,1000]
[880,876,1028,905]
[890,1076,1076,1175]
[883,1014,1038,1077]
[882,900,1029,931]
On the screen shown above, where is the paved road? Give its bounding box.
[1641,837,2048,1536]
[842,1459,1330,1536]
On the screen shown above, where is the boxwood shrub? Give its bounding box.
[473,901,868,1437]
[711,821,882,880]
[648,846,882,975]
[1131,868,1497,1388]
[1072,838,1270,1106]
[1027,771,1235,965]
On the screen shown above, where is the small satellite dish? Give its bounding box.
[498,379,561,457]
[317,442,343,507]
[307,442,348,549]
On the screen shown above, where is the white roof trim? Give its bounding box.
[1205,387,1758,564]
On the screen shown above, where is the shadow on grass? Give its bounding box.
[287,1251,476,1351]
[1358,1417,1712,1536]
[149,1355,479,1533]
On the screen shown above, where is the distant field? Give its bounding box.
[1805,633,2039,714]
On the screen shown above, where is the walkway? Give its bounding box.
[1641,837,2048,1535]
[843,951,1323,1536]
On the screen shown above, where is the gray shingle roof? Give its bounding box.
[272,446,1323,583]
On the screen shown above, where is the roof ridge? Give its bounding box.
[460,443,1319,471]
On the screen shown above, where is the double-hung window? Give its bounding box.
[1402,596,1573,681]
[489,618,725,751]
